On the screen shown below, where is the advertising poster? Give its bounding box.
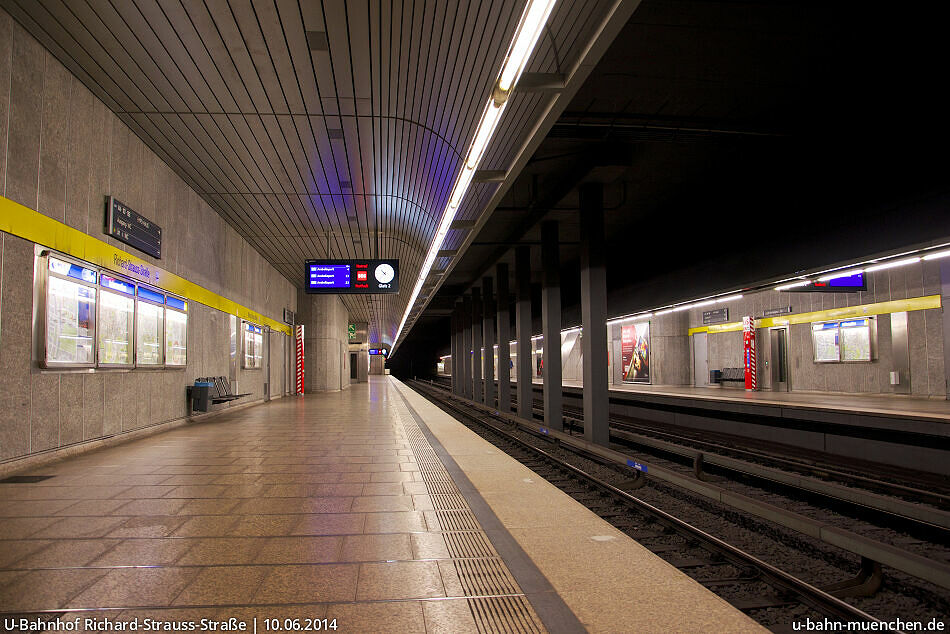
[621,322,650,383]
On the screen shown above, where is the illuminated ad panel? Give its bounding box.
[305,259,399,294]
[621,322,651,384]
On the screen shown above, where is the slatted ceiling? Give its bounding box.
[4,0,607,339]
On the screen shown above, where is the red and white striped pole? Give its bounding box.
[743,316,757,391]
[295,325,305,395]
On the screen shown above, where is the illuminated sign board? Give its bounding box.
[368,348,388,356]
[106,197,162,259]
[305,259,399,294]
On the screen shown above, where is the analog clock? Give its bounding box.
[374,263,395,284]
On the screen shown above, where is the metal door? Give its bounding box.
[693,332,708,386]
[770,327,789,391]
[350,353,358,380]
[263,328,271,401]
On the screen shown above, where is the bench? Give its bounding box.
[710,367,745,384]
[187,376,252,412]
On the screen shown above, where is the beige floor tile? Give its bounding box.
[176,499,242,516]
[340,533,412,562]
[107,515,188,538]
[0,540,53,568]
[0,517,66,538]
[337,472,373,483]
[113,498,188,516]
[175,537,263,565]
[172,566,268,606]
[13,539,120,568]
[410,533,451,559]
[401,481,431,496]
[0,499,78,517]
[360,483,405,496]
[326,600,426,633]
[253,564,359,603]
[171,515,239,537]
[293,513,365,536]
[90,538,193,566]
[308,484,365,496]
[0,569,111,610]
[67,567,199,608]
[111,485,178,498]
[54,499,133,516]
[356,561,446,600]
[351,495,414,513]
[253,536,342,564]
[423,599,481,634]
[362,511,427,534]
[32,516,129,539]
[231,514,300,536]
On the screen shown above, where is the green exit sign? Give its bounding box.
[348,324,356,340]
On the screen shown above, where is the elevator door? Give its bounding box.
[350,353,358,380]
[693,332,708,386]
[770,327,789,391]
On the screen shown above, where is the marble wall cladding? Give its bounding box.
[0,16,297,464]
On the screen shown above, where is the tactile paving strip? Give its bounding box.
[399,407,545,634]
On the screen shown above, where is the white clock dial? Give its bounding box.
[375,263,395,284]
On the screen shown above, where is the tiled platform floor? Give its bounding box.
[0,378,546,632]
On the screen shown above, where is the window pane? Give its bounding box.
[840,323,871,361]
[46,276,96,365]
[812,324,839,362]
[98,289,134,365]
[165,310,188,366]
[136,301,164,365]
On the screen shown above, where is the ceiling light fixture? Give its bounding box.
[863,256,920,273]
[775,280,810,292]
[923,249,950,261]
[391,0,559,355]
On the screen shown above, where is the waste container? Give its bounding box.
[188,381,214,412]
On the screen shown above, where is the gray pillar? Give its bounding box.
[455,302,465,396]
[515,247,533,419]
[483,276,496,408]
[541,221,563,432]
[472,287,483,403]
[462,295,473,399]
[580,183,609,445]
[451,309,459,395]
[496,263,511,413]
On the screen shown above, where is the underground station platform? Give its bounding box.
[0,377,762,633]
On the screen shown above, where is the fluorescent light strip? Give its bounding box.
[864,256,920,272]
[775,280,810,292]
[392,0,559,355]
[923,249,950,261]
[497,0,558,93]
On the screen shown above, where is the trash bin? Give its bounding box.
[188,381,214,412]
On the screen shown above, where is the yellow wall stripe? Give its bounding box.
[688,295,942,336]
[1,195,292,335]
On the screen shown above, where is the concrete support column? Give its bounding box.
[496,263,511,413]
[450,309,458,395]
[462,295,473,399]
[541,221,563,431]
[515,247,533,419]
[580,183,609,445]
[482,277,496,407]
[471,287,483,403]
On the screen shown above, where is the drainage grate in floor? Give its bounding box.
[443,530,499,559]
[396,397,547,634]
[455,558,521,596]
[468,595,545,634]
[0,475,55,483]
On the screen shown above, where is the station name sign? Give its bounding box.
[305,259,399,294]
[106,196,162,259]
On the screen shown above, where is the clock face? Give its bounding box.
[375,263,395,284]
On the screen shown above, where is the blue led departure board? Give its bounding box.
[305,259,399,294]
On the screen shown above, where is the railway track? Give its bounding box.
[409,380,883,632]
